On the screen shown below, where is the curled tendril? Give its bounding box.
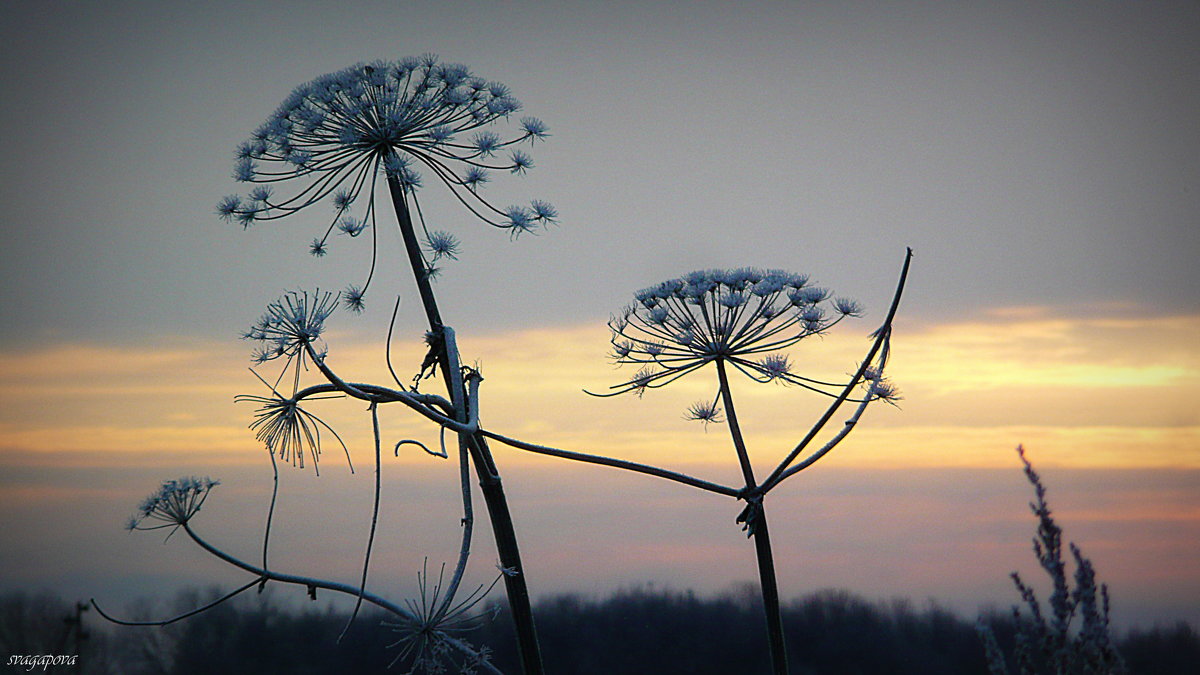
[395,435,449,459]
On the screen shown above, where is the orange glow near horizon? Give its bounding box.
[2,307,1199,628]
[1,308,1197,471]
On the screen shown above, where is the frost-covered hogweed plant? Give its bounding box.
[242,288,336,366]
[218,55,554,310]
[592,263,906,674]
[235,290,349,473]
[100,52,916,675]
[98,55,553,675]
[471,254,912,675]
[97,476,502,674]
[98,287,506,673]
[218,56,552,674]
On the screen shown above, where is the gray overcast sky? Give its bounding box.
[1,0,1198,346]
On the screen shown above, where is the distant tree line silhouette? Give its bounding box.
[3,588,1194,674]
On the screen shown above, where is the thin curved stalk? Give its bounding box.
[758,247,913,494]
[717,359,789,675]
[479,429,742,498]
[177,522,501,674]
[385,295,411,390]
[262,449,279,572]
[340,402,383,640]
[770,338,893,486]
[92,579,261,627]
[305,342,389,401]
[297,365,742,498]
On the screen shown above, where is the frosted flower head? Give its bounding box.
[220,57,557,254]
[342,285,366,313]
[684,401,724,427]
[424,230,461,261]
[867,378,902,404]
[336,216,367,237]
[127,477,219,531]
[832,297,864,317]
[384,559,498,672]
[758,354,793,381]
[243,290,337,362]
[602,268,859,395]
[235,392,349,473]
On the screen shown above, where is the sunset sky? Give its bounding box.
[1,0,1198,631]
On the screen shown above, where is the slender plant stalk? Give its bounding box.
[479,429,742,497]
[386,171,544,675]
[749,511,787,674]
[717,359,789,675]
[94,518,502,674]
[433,330,477,620]
[262,448,278,571]
[340,402,383,640]
[759,247,913,492]
[185,523,502,675]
